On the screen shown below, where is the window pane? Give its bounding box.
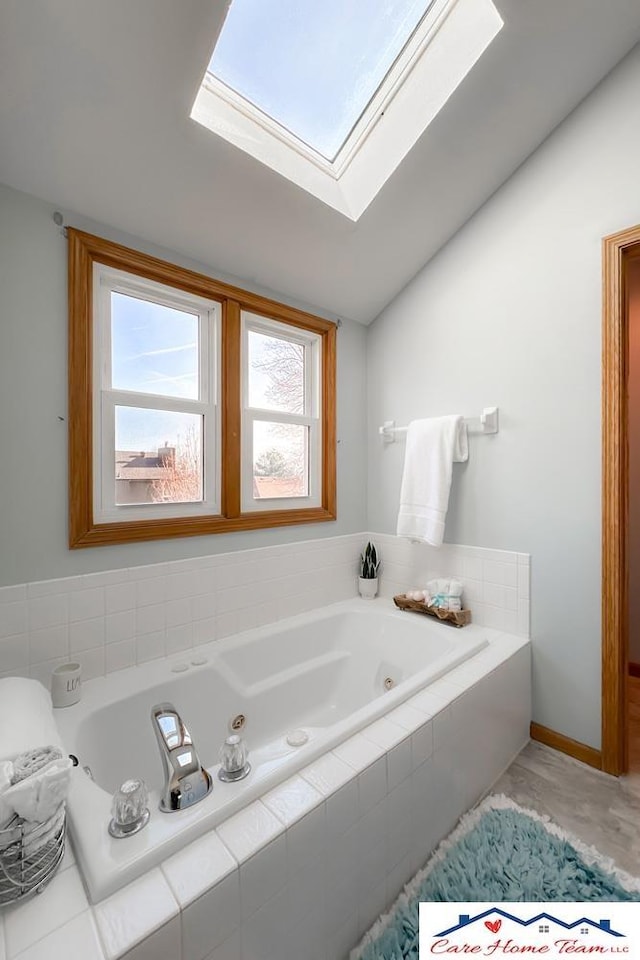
[111,292,199,400]
[253,422,308,499]
[248,330,305,414]
[115,407,203,505]
[209,0,433,160]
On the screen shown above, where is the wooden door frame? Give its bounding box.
[602,224,640,774]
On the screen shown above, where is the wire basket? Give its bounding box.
[0,803,66,906]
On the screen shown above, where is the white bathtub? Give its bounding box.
[56,598,488,902]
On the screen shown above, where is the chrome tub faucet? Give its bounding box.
[151,702,212,812]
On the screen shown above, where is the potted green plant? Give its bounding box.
[359,541,380,599]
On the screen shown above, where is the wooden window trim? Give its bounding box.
[68,229,336,548]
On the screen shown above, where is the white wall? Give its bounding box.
[367,45,640,750]
[0,184,367,587]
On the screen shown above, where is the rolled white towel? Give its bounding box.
[20,804,66,856]
[0,759,14,830]
[0,820,20,853]
[447,578,464,611]
[426,578,464,610]
[426,579,448,607]
[426,578,449,596]
[2,756,72,824]
[11,746,64,784]
[0,807,65,855]
[0,678,63,761]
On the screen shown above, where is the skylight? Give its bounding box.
[192,0,504,220]
[208,0,436,162]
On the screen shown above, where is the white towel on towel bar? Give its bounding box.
[396,416,468,546]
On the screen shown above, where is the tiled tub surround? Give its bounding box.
[0,632,530,960]
[373,534,530,637]
[0,534,365,682]
[0,533,530,683]
[56,600,488,901]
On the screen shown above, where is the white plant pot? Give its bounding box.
[358,577,378,599]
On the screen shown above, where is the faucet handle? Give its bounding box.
[218,734,251,782]
[108,778,150,838]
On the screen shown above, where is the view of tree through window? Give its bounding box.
[254,447,289,477]
[114,407,204,506]
[248,330,304,413]
[150,425,203,504]
[249,330,309,498]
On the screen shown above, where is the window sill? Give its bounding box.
[69,507,337,548]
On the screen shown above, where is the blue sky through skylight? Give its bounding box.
[209,0,433,160]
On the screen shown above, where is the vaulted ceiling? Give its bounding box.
[1,1,640,323]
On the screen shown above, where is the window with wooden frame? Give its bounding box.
[68,229,336,547]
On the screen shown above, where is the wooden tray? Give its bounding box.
[393,594,471,627]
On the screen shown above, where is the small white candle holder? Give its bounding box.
[51,662,82,708]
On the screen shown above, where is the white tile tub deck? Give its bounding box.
[0,630,530,960]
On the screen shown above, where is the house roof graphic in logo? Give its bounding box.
[435,908,624,938]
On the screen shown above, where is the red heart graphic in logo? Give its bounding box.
[485,920,502,933]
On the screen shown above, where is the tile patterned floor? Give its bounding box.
[492,740,640,877]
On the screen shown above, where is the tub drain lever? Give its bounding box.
[218,734,251,783]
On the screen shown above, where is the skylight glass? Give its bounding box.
[208,0,435,161]
[194,0,504,219]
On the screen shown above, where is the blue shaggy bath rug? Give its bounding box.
[350,795,640,960]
